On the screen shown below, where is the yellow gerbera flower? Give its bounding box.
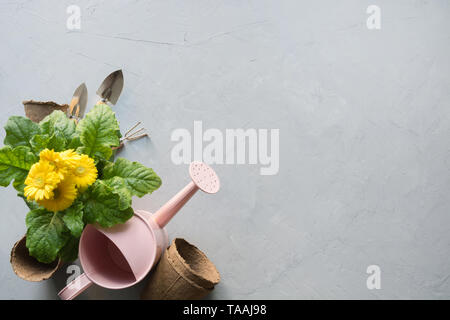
[39,149,68,179]
[37,178,77,212]
[24,161,60,201]
[60,149,81,168]
[71,154,98,188]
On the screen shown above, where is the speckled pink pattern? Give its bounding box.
[189,162,220,194]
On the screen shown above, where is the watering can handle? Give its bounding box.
[58,273,93,300]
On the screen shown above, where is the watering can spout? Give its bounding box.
[153,181,198,228]
[153,162,220,228]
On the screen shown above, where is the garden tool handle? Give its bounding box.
[68,97,79,117]
[68,97,81,123]
[153,181,198,228]
[58,272,93,300]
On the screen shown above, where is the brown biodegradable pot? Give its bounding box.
[141,238,220,300]
[10,235,62,282]
[23,100,69,123]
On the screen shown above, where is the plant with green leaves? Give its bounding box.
[0,103,161,263]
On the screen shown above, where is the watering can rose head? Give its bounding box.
[0,104,162,264]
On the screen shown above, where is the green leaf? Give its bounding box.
[84,180,133,228]
[29,135,48,153]
[39,111,76,141]
[4,116,40,149]
[26,209,69,263]
[30,133,66,154]
[95,158,109,179]
[62,202,84,237]
[103,158,162,197]
[59,236,80,262]
[67,135,82,150]
[13,179,26,193]
[78,145,113,161]
[103,176,132,210]
[36,111,81,153]
[0,146,38,187]
[76,104,120,160]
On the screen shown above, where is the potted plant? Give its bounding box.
[1,103,161,270]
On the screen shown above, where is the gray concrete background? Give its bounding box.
[0,0,449,299]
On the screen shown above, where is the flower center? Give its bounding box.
[35,177,45,188]
[75,166,86,175]
[53,188,60,200]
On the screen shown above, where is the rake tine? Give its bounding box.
[126,133,148,141]
[125,127,146,140]
[124,121,142,137]
[114,122,149,150]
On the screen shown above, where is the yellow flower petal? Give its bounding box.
[71,154,98,188]
[37,178,77,212]
[60,149,81,168]
[24,161,60,201]
[39,149,69,179]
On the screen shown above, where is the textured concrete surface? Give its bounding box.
[0,0,450,299]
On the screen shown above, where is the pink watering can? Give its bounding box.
[58,162,220,300]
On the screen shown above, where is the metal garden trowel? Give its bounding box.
[67,83,88,123]
[69,70,146,148]
[96,69,124,105]
[97,69,147,149]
